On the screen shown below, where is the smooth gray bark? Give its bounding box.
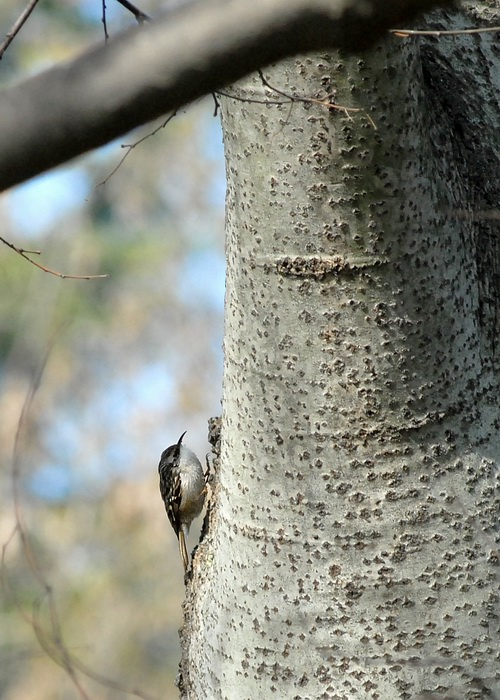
[186,4,500,698]
[0,0,452,192]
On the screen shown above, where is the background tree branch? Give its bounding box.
[0,0,452,192]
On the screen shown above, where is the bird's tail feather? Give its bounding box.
[179,529,189,572]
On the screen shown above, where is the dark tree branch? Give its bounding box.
[0,0,453,192]
[115,0,151,24]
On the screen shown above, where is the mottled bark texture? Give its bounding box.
[184,5,500,700]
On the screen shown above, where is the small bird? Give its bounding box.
[158,431,206,572]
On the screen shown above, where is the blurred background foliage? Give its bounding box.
[0,1,225,698]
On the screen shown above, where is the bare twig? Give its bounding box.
[0,0,40,60]
[102,0,110,42]
[212,92,220,117]
[1,350,160,700]
[0,347,96,698]
[0,235,108,279]
[31,596,159,700]
[390,25,500,38]
[115,0,151,24]
[96,111,176,186]
[256,70,377,129]
[104,0,151,39]
[216,89,290,107]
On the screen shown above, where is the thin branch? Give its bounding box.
[390,25,500,38]
[257,69,377,129]
[96,111,177,186]
[115,0,151,24]
[31,596,159,700]
[0,235,108,279]
[104,0,151,40]
[1,348,95,699]
[216,89,290,107]
[0,351,161,700]
[0,0,40,60]
[212,92,220,117]
[102,0,110,42]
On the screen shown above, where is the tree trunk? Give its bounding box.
[184,6,500,698]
